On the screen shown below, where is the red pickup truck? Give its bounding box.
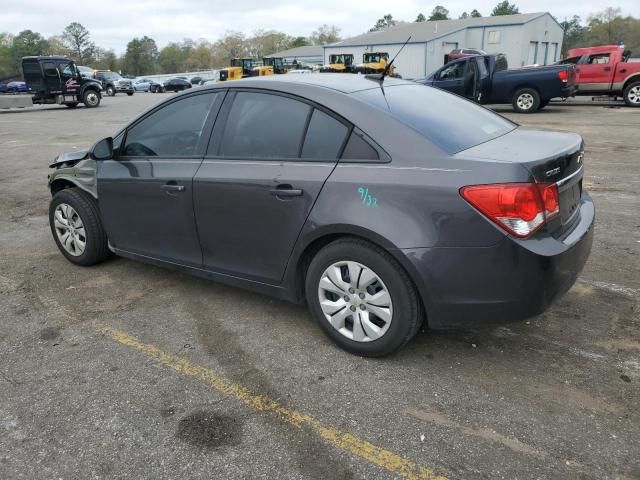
[561,44,640,106]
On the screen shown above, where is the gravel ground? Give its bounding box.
[0,92,638,480]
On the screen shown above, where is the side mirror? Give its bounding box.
[90,137,113,160]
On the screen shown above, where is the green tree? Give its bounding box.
[586,8,640,52]
[429,6,450,21]
[122,36,158,75]
[211,32,247,66]
[11,30,48,71]
[158,42,186,73]
[62,22,95,64]
[94,48,119,70]
[46,35,72,57]
[310,25,341,45]
[491,1,519,16]
[559,16,586,55]
[471,9,482,17]
[185,39,214,70]
[0,33,16,78]
[459,12,470,19]
[416,13,426,22]
[288,36,310,48]
[248,30,292,57]
[370,14,397,32]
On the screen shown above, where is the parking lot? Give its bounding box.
[0,93,638,479]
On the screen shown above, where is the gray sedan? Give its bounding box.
[46,74,594,356]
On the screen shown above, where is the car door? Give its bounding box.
[58,61,80,95]
[576,53,612,92]
[193,90,349,284]
[42,61,62,93]
[431,60,466,96]
[97,91,223,266]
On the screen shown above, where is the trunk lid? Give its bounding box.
[459,127,585,232]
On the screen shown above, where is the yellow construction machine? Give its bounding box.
[320,54,354,73]
[218,58,274,82]
[353,52,396,75]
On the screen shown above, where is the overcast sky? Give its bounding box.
[4,0,639,53]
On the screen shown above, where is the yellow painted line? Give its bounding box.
[97,324,447,480]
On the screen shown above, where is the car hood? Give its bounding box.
[49,149,89,168]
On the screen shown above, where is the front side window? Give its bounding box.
[60,63,76,76]
[438,62,464,80]
[219,92,310,158]
[588,54,610,64]
[123,93,217,157]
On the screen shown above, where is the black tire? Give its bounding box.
[49,188,110,266]
[512,87,541,113]
[623,81,640,107]
[106,85,115,96]
[538,99,549,110]
[65,102,79,108]
[127,92,134,96]
[82,89,100,108]
[305,238,423,357]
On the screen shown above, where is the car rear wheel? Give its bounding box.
[512,88,540,113]
[305,238,423,357]
[623,81,640,107]
[127,92,134,96]
[49,188,110,266]
[82,90,100,108]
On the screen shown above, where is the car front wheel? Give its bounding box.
[106,86,115,96]
[49,188,110,266]
[305,238,423,357]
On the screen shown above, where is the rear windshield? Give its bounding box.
[353,84,515,154]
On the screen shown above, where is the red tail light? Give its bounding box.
[557,70,569,82]
[460,183,559,238]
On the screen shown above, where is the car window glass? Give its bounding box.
[44,62,57,77]
[301,109,349,160]
[354,84,516,154]
[219,92,310,158]
[341,132,379,161]
[438,62,464,80]
[588,54,610,64]
[61,63,75,76]
[123,93,217,157]
[475,56,488,76]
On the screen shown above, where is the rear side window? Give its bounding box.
[437,62,464,80]
[301,109,349,159]
[341,131,379,161]
[219,92,310,158]
[354,84,515,154]
[123,93,217,157]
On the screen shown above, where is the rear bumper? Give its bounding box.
[398,192,594,329]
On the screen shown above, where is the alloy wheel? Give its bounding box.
[317,261,393,342]
[628,86,640,104]
[53,203,86,256]
[517,93,534,110]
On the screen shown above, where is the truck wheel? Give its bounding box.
[127,92,134,96]
[82,90,100,108]
[49,188,110,266]
[512,88,540,113]
[106,86,115,96]
[65,102,79,108]
[623,81,640,107]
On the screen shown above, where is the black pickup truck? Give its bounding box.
[419,55,576,113]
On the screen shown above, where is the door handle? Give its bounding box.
[270,186,303,197]
[162,183,185,192]
[603,66,611,71]
[620,68,627,73]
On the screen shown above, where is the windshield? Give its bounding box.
[353,84,516,154]
[364,53,386,63]
[330,55,352,65]
[103,72,122,80]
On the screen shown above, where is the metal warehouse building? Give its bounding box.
[267,45,324,66]
[323,12,564,79]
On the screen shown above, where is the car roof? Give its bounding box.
[202,73,413,94]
